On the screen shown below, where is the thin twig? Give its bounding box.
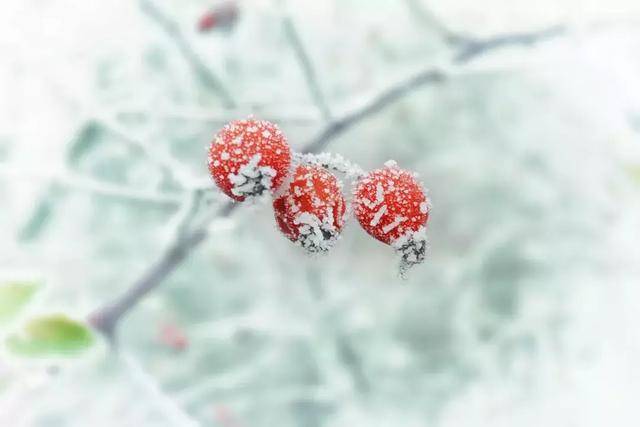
[304,69,445,153]
[0,165,181,207]
[114,107,320,125]
[402,0,469,45]
[89,23,568,342]
[454,25,566,63]
[139,0,236,108]
[282,15,332,121]
[98,116,195,188]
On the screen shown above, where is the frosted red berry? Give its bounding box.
[208,118,291,201]
[354,161,430,275]
[273,165,346,253]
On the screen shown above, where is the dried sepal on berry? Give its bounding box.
[354,160,431,276]
[208,118,291,201]
[273,165,347,254]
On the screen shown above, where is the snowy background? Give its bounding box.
[2,0,640,426]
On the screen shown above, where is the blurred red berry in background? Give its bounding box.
[159,322,189,351]
[198,1,239,32]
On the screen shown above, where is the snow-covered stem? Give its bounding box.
[90,22,570,342]
[453,24,566,62]
[139,0,236,107]
[293,152,366,180]
[0,164,181,207]
[402,0,468,45]
[98,116,196,188]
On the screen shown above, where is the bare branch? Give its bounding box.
[304,69,445,153]
[89,23,569,342]
[454,25,566,63]
[282,15,332,121]
[139,0,236,108]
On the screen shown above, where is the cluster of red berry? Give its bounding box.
[208,118,431,276]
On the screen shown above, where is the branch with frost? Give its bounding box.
[402,0,468,45]
[139,0,236,107]
[0,165,181,206]
[97,116,197,188]
[114,106,320,126]
[89,22,569,342]
[453,25,566,62]
[281,15,333,121]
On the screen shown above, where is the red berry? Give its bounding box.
[158,322,188,352]
[197,2,239,33]
[208,118,291,201]
[273,165,346,253]
[354,161,430,275]
[198,12,217,32]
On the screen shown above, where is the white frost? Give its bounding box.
[228,154,277,198]
[382,216,407,234]
[370,205,387,227]
[362,183,385,209]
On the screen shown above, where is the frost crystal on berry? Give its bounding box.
[273,165,346,254]
[227,154,277,198]
[393,226,429,278]
[208,118,291,201]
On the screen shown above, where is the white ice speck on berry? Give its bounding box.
[293,211,340,254]
[384,159,398,168]
[370,205,387,227]
[382,216,407,234]
[362,183,385,209]
[221,152,230,160]
[420,201,430,214]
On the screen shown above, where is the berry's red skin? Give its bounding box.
[197,1,239,32]
[208,118,291,201]
[273,165,346,251]
[354,163,429,245]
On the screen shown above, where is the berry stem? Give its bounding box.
[293,152,366,180]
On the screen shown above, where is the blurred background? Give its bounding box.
[1,0,640,426]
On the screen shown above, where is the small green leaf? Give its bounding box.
[0,282,40,325]
[6,315,94,357]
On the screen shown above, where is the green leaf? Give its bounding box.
[6,315,94,357]
[0,282,40,325]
